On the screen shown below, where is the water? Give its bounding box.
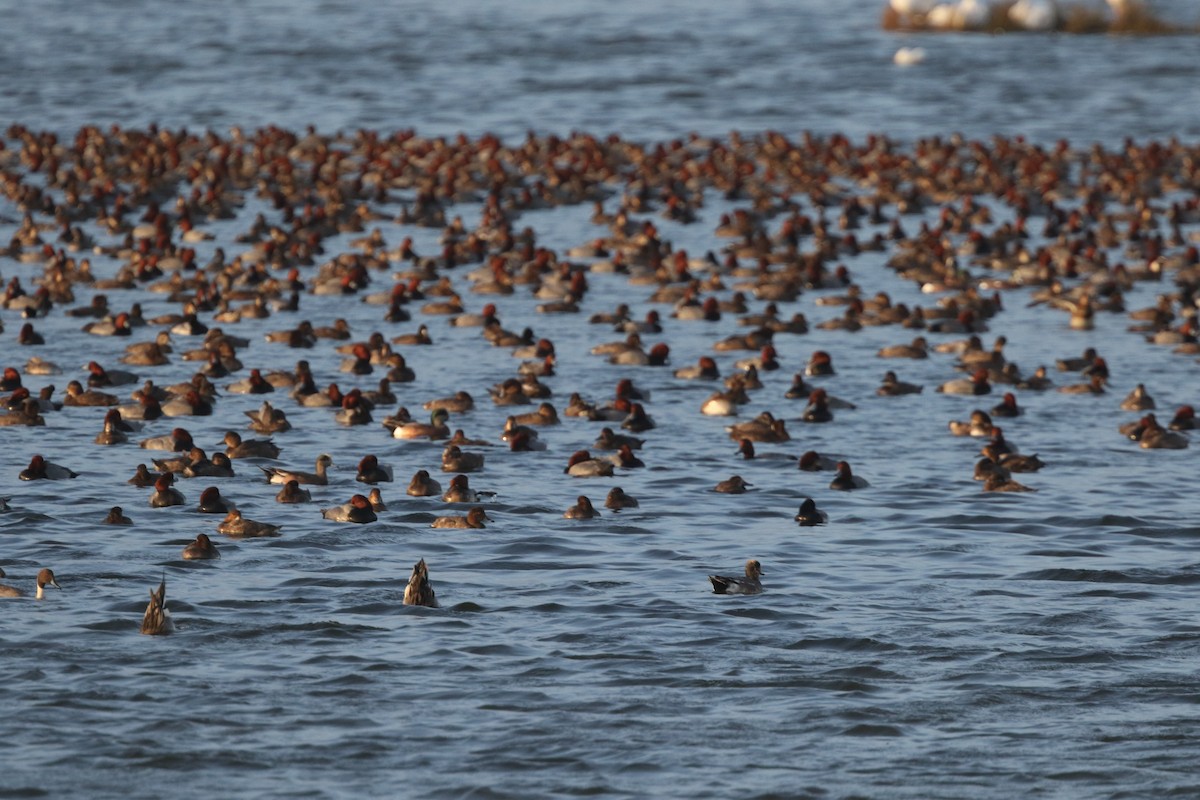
[2,1,1200,798]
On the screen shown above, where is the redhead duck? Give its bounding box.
[442,474,492,503]
[948,410,994,437]
[217,509,282,537]
[1016,366,1053,391]
[0,567,61,600]
[336,392,373,427]
[245,400,291,434]
[226,368,274,395]
[974,457,1010,483]
[321,494,378,523]
[447,429,492,447]
[1120,384,1155,411]
[182,533,220,560]
[983,448,1046,472]
[727,411,790,443]
[368,489,386,512]
[87,361,138,388]
[565,450,615,478]
[798,450,839,471]
[794,498,828,526]
[198,487,233,514]
[189,452,237,478]
[1057,374,1106,395]
[877,337,928,359]
[391,324,433,346]
[700,390,741,417]
[129,463,156,487]
[785,373,816,400]
[64,380,118,407]
[355,454,393,484]
[141,427,195,452]
[622,403,656,432]
[441,445,484,473]
[511,402,559,426]
[990,392,1022,418]
[221,431,281,459]
[339,343,374,375]
[937,369,991,396]
[94,409,131,445]
[149,474,185,507]
[593,427,644,451]
[161,389,213,417]
[501,416,540,447]
[604,487,639,511]
[392,408,451,440]
[276,479,312,504]
[877,371,923,396]
[829,461,868,491]
[1125,414,1189,450]
[17,322,44,345]
[432,506,492,529]
[20,455,78,480]
[564,496,600,519]
[714,475,752,494]
[674,356,720,380]
[983,475,1037,493]
[734,345,780,372]
[261,454,333,485]
[407,469,443,497]
[1169,406,1196,431]
[140,578,174,636]
[804,351,836,377]
[403,559,438,608]
[103,506,133,525]
[424,391,475,413]
[709,560,763,595]
[801,389,833,423]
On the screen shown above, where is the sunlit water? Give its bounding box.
[1,2,1199,798]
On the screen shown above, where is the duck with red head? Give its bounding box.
[674,356,720,381]
[829,461,868,491]
[19,454,78,480]
[937,368,991,396]
[805,351,835,377]
[565,450,615,478]
[149,474,185,507]
[321,494,378,523]
[801,389,833,423]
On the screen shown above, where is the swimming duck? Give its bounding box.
[63,380,118,407]
[198,486,233,514]
[784,373,816,400]
[245,400,291,434]
[226,368,274,395]
[139,577,174,635]
[700,391,740,417]
[621,403,656,432]
[565,450,615,478]
[407,469,443,497]
[217,509,282,537]
[432,506,492,529]
[877,371,923,396]
[221,431,281,459]
[1168,406,1195,431]
[708,559,763,595]
[442,474,492,503]
[321,494,378,523]
[604,487,639,511]
[1120,383,1155,411]
[441,445,485,473]
[403,559,438,608]
[1057,373,1106,395]
[95,409,131,445]
[714,475,752,494]
[801,389,833,423]
[877,337,928,359]
[564,495,600,519]
[948,410,994,437]
[19,454,78,480]
[727,411,790,443]
[983,448,1046,472]
[983,475,1037,493]
[424,391,475,413]
[275,479,312,504]
[937,368,991,396]
[829,461,868,491]
[794,498,828,526]
[0,567,61,599]
[140,427,195,452]
[104,506,133,525]
[593,427,644,451]
[392,408,450,440]
[798,451,839,471]
[149,474,186,507]
[182,533,220,560]
[355,454,394,484]
[261,454,333,485]
[805,351,836,377]
[990,392,1022,418]
[674,356,720,380]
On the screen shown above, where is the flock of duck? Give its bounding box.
[0,124,1197,621]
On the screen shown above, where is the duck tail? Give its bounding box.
[708,576,730,594]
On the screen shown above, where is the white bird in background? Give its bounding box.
[890,0,937,14]
[1010,0,1058,29]
[894,46,927,66]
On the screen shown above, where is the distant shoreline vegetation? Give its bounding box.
[882,0,1198,34]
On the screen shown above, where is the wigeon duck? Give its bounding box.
[355,454,394,484]
[708,560,763,595]
[407,469,443,497]
[565,450,615,478]
[424,391,475,413]
[1120,383,1155,411]
[198,486,233,514]
[261,454,333,485]
[674,356,720,380]
[937,368,991,396]
[794,498,828,526]
[392,408,451,440]
[0,567,61,600]
[829,461,868,491]
[805,351,836,377]
[727,411,790,443]
[140,577,174,635]
[149,474,185,507]
[593,427,644,451]
[403,559,438,608]
[221,431,281,459]
[103,506,133,525]
[182,533,220,560]
[714,475,752,493]
[441,445,485,473]
[321,494,378,523]
[604,487,640,511]
[217,509,282,537]
[564,495,600,519]
[432,506,492,529]
[877,371,923,396]
[990,392,1022,418]
[983,475,1037,493]
[20,455,78,480]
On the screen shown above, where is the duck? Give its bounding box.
[674,356,720,380]
[708,559,763,595]
[355,454,393,484]
[63,379,118,407]
[990,392,1022,418]
[1120,384,1155,411]
[877,371,923,396]
[182,533,220,560]
[1168,406,1195,431]
[974,457,1011,483]
[784,373,816,400]
[260,454,333,485]
[321,494,379,523]
[197,486,233,514]
[948,410,994,437]
[1057,373,1106,395]
[147,473,184,507]
[726,411,790,443]
[424,391,475,413]
[700,391,739,417]
[604,487,640,511]
[220,431,281,459]
[794,498,828,526]
[276,479,312,504]
[140,427,195,452]
[877,337,928,359]
[432,506,492,529]
[800,389,833,423]
[621,403,656,432]
[984,449,1046,472]
[936,368,991,396]
[805,351,836,377]
[19,454,78,480]
[94,409,131,445]
[403,559,438,608]
[798,450,839,471]
[0,567,61,599]
[392,408,451,440]
[103,506,133,525]
[593,427,644,451]
[714,475,752,494]
[441,445,485,473]
[245,400,291,434]
[225,368,274,395]
[983,475,1037,493]
[139,577,174,635]
[217,509,282,537]
[442,474,492,503]
[565,450,615,478]
[564,495,601,519]
[829,461,868,491]
[407,469,443,497]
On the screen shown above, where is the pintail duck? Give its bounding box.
[403,559,438,608]
[564,495,600,519]
[709,560,763,595]
[140,577,174,635]
[0,568,61,599]
[104,506,133,525]
[182,533,220,560]
[321,494,378,523]
[794,498,828,526]
[261,454,333,485]
[217,509,282,537]
[407,470,443,497]
[432,506,492,529]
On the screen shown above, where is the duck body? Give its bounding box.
[709,560,763,595]
[403,559,438,607]
[140,578,174,635]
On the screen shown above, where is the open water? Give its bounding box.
[1,1,1199,798]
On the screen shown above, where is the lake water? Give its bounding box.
[1,1,1199,798]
